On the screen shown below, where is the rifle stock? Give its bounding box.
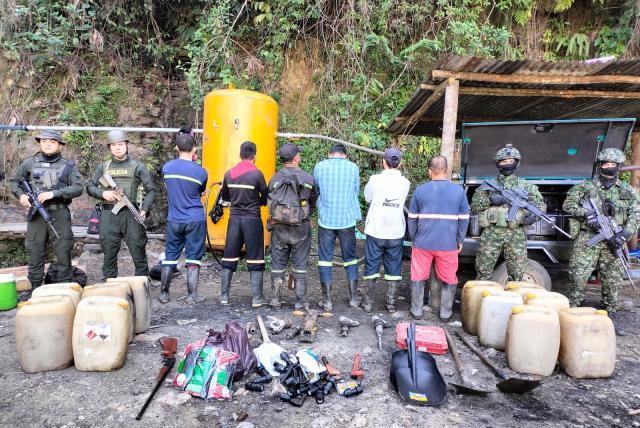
[136,337,178,420]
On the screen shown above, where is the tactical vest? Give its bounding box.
[29,155,70,191]
[584,180,633,227]
[477,176,528,229]
[100,158,140,202]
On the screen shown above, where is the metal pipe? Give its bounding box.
[0,126,384,155]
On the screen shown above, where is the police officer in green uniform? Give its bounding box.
[10,130,83,293]
[471,145,545,281]
[563,148,640,336]
[86,130,156,279]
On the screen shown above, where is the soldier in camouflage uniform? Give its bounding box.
[86,130,156,279]
[10,130,84,293]
[563,148,640,336]
[471,145,545,281]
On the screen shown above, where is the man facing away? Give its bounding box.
[313,144,362,311]
[362,148,410,313]
[219,141,269,307]
[267,143,317,310]
[408,155,469,321]
[159,132,208,304]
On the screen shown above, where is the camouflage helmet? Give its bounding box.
[35,130,65,145]
[106,130,129,145]
[495,144,521,162]
[597,148,625,164]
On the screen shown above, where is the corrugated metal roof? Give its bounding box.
[388,55,640,136]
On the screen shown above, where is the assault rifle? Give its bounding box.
[136,337,178,420]
[481,180,572,239]
[98,171,146,226]
[583,198,635,290]
[20,180,60,239]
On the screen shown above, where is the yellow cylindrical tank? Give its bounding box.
[202,88,278,249]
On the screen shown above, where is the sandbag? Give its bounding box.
[207,321,257,380]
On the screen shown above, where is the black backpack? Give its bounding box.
[268,174,308,226]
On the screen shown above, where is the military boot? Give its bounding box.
[609,312,627,336]
[270,276,283,309]
[348,280,361,308]
[159,266,173,303]
[386,280,400,313]
[410,280,425,319]
[185,266,205,304]
[220,269,233,305]
[319,282,332,312]
[294,276,310,311]
[362,278,377,313]
[439,282,457,321]
[250,271,264,308]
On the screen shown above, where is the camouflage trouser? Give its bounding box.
[568,231,621,313]
[475,226,527,281]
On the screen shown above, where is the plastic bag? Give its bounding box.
[206,321,258,380]
[253,342,287,376]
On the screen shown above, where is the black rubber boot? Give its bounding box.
[439,282,457,321]
[319,282,332,312]
[362,278,376,313]
[609,312,626,336]
[250,271,264,308]
[348,279,361,308]
[294,276,310,311]
[386,280,400,313]
[220,269,233,305]
[159,266,173,304]
[185,266,204,304]
[270,276,283,309]
[410,280,425,319]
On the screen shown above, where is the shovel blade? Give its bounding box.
[449,382,490,396]
[496,378,541,394]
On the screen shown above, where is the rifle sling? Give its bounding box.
[53,160,76,191]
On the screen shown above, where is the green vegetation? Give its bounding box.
[1,0,638,189]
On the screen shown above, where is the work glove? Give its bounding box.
[584,209,599,229]
[489,193,509,206]
[609,229,632,249]
[522,213,537,226]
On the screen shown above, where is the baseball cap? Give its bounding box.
[383,148,402,163]
[279,143,301,160]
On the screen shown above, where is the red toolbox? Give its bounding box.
[395,323,448,355]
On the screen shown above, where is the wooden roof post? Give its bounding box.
[441,77,459,177]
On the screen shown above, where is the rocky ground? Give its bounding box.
[0,239,639,428]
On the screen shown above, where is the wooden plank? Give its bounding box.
[420,83,640,99]
[431,70,640,86]
[0,224,165,241]
[441,78,459,178]
[402,80,449,131]
[629,132,640,250]
[0,261,85,291]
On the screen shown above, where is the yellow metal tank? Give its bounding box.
[202,88,278,250]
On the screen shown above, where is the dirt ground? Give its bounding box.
[1,239,639,428]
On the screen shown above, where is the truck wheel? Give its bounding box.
[491,259,552,290]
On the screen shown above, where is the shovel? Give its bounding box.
[443,328,489,396]
[390,323,447,406]
[456,331,541,394]
[254,316,287,377]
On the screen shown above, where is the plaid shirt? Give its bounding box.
[313,157,362,229]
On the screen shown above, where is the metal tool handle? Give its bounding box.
[456,331,507,381]
[256,315,272,343]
